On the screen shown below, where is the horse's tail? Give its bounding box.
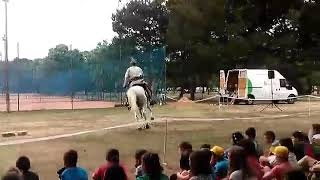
[127,88,139,113]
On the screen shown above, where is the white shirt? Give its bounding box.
[123,66,143,87]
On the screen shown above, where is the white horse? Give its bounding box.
[127,85,154,129]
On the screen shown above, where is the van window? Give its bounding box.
[280,79,286,87]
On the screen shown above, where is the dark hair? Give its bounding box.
[180,153,190,170]
[239,139,258,157]
[312,124,320,134]
[16,156,31,172]
[142,152,163,180]
[228,146,250,179]
[104,164,127,180]
[179,142,192,152]
[292,131,306,142]
[264,131,276,142]
[285,170,307,180]
[232,132,244,145]
[135,149,147,160]
[280,138,295,152]
[245,127,256,139]
[200,144,211,150]
[64,150,78,167]
[106,149,120,163]
[1,174,21,180]
[169,174,177,180]
[190,150,212,176]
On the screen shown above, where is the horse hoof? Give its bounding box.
[146,124,150,129]
[138,127,143,131]
[151,117,155,121]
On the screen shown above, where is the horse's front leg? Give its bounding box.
[147,103,154,120]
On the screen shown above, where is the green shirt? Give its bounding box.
[136,174,169,180]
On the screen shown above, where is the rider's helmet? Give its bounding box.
[130,57,137,66]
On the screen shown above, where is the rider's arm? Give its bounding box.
[123,69,130,88]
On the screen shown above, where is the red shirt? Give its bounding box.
[262,162,294,180]
[247,156,264,180]
[92,162,128,180]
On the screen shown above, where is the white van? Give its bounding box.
[219,69,298,104]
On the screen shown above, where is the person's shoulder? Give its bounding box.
[136,175,148,180]
[160,174,169,180]
[24,171,40,180]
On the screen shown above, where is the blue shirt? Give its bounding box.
[212,158,228,180]
[61,167,88,180]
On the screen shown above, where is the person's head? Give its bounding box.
[2,168,22,180]
[135,149,147,168]
[180,153,191,170]
[245,127,256,140]
[292,131,306,144]
[280,138,294,153]
[16,156,31,173]
[264,131,276,144]
[200,144,211,150]
[130,57,137,66]
[190,150,212,176]
[228,146,246,175]
[142,152,163,178]
[231,132,244,145]
[64,150,78,168]
[179,141,192,155]
[210,146,225,162]
[106,149,120,164]
[239,139,258,157]
[104,164,127,180]
[312,124,320,135]
[274,146,289,163]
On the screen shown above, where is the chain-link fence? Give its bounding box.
[0,47,166,112]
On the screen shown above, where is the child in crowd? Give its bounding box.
[245,127,262,156]
[16,156,39,180]
[262,146,295,180]
[135,149,148,178]
[263,131,279,156]
[225,132,244,157]
[189,150,212,180]
[210,146,228,180]
[61,150,88,180]
[137,152,169,180]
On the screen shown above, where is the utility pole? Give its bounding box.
[3,0,10,113]
[17,42,20,111]
[70,44,74,110]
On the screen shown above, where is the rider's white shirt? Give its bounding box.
[123,66,143,87]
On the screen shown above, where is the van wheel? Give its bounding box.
[287,95,296,104]
[273,100,279,104]
[246,95,255,105]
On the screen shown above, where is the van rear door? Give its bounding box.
[219,70,226,95]
[238,70,247,99]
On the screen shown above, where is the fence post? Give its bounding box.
[163,118,168,166]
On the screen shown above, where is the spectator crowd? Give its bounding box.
[2,124,320,180]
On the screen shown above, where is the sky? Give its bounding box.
[0,0,120,60]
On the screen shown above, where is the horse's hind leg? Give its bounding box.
[147,104,154,120]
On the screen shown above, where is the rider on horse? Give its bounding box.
[123,58,153,105]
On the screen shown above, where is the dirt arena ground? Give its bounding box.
[0,94,115,112]
[0,100,319,179]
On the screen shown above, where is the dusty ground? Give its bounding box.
[0,101,319,179]
[0,94,115,112]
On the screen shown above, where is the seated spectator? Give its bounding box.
[305,134,320,161]
[93,149,127,180]
[135,149,148,178]
[228,146,256,180]
[137,152,169,180]
[262,146,295,180]
[189,150,212,180]
[292,131,308,161]
[225,132,244,157]
[16,156,40,180]
[297,155,319,172]
[176,152,191,180]
[210,146,228,180]
[104,164,127,180]
[245,127,262,156]
[239,139,263,179]
[61,150,88,180]
[200,144,211,150]
[263,131,279,156]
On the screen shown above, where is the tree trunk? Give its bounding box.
[179,87,184,99]
[190,85,196,101]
